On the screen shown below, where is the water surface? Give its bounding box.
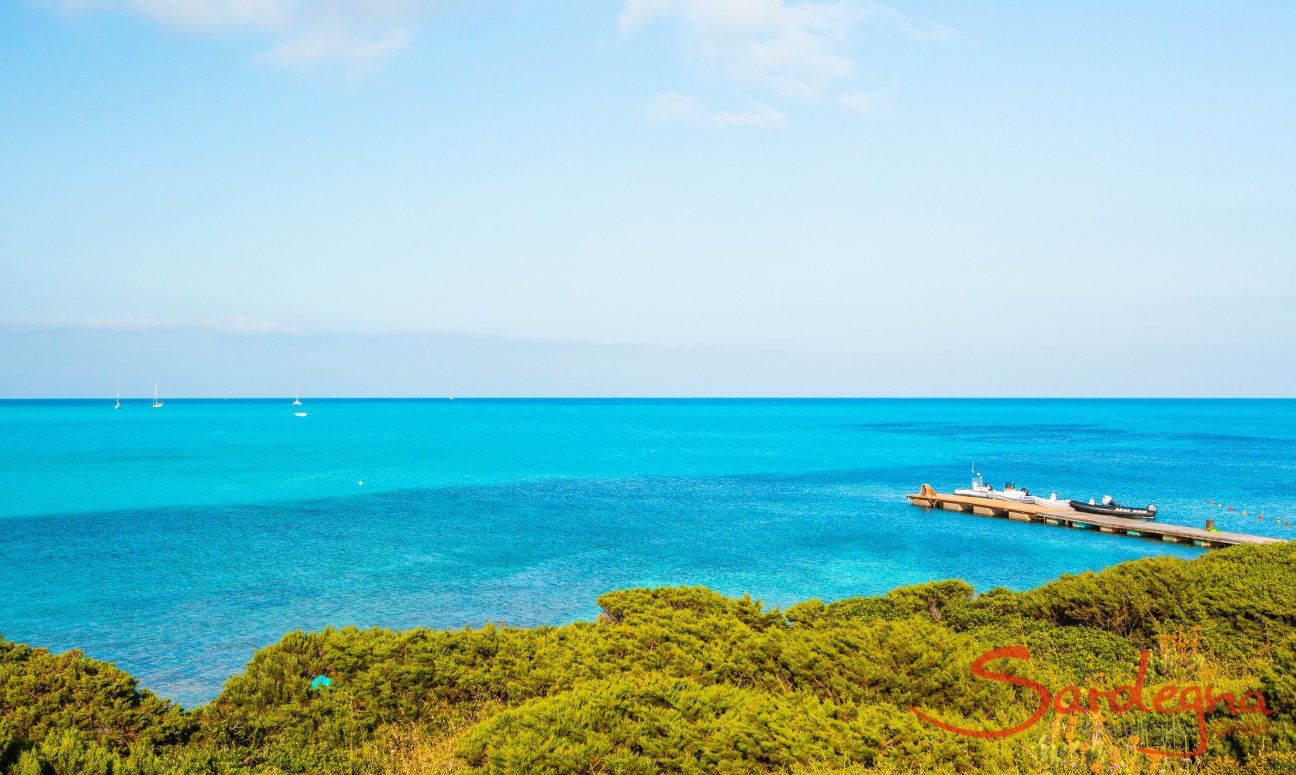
[2,399,1293,706]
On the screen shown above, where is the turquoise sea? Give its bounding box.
[2,399,1294,707]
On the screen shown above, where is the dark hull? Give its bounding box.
[1069,501,1157,520]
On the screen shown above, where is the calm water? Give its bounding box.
[2,399,1294,706]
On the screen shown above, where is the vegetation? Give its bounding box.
[3,541,1295,773]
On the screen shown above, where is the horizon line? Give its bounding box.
[2,396,1294,402]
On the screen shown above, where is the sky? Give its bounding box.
[1,0,1294,397]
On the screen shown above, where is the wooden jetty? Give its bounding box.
[907,484,1282,550]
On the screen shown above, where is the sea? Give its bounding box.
[1,398,1293,707]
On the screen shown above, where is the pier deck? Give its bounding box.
[907,485,1282,549]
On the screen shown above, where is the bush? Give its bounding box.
[3,541,1294,773]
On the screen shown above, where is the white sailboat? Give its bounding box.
[152,381,164,409]
[293,386,308,417]
[114,385,121,410]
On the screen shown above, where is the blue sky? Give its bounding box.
[2,1,1294,396]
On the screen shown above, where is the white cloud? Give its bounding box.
[621,0,864,98]
[116,0,290,30]
[55,0,435,71]
[80,317,174,331]
[839,88,890,114]
[620,0,948,119]
[255,26,413,71]
[648,92,786,127]
[13,315,299,336]
[198,315,300,335]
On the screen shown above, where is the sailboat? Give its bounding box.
[114,385,121,410]
[152,381,165,409]
[293,386,308,417]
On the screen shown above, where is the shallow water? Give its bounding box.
[2,399,1293,706]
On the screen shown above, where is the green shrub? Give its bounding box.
[3,541,1294,773]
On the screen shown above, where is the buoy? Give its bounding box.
[358,480,364,486]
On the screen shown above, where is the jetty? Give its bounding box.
[907,484,1282,550]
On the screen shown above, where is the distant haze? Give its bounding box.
[2,303,1291,397]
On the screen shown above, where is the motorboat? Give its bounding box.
[953,471,993,498]
[1068,495,1158,520]
[987,482,1034,503]
[1029,492,1071,509]
[954,472,1033,503]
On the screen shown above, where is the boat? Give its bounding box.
[953,471,1033,503]
[953,471,993,498]
[1029,492,1071,509]
[289,388,305,419]
[987,482,1034,503]
[152,381,164,409]
[1068,495,1158,520]
[114,385,121,410]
